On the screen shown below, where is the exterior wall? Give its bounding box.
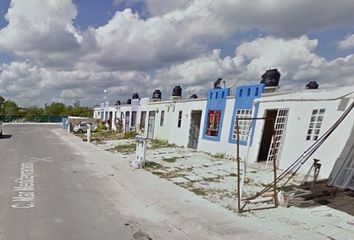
[228,84,265,145]
[198,85,264,158]
[144,99,206,147]
[249,97,354,178]
[144,101,172,141]
[93,103,119,130]
[151,102,174,141]
[137,98,149,134]
[202,88,230,142]
[197,97,233,155]
[91,86,354,181]
[168,99,206,147]
[119,104,132,132]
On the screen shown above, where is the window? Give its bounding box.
[306,108,325,141]
[206,110,221,136]
[221,91,225,99]
[140,111,146,131]
[232,109,252,141]
[160,111,165,126]
[255,87,259,96]
[247,88,251,96]
[125,111,130,124]
[338,98,349,111]
[177,111,182,128]
[131,111,137,127]
[210,92,213,99]
[239,89,243,97]
[215,92,218,99]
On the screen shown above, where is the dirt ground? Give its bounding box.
[93,138,354,240]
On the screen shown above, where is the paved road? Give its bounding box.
[0,124,143,240]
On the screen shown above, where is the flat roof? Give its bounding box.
[257,86,354,102]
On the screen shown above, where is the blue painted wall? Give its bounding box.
[228,84,265,145]
[202,88,230,142]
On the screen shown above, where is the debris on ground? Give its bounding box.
[93,139,354,240]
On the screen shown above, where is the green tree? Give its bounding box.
[0,96,5,115]
[2,100,19,120]
[44,102,67,116]
[24,106,44,122]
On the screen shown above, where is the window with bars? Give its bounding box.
[160,110,165,126]
[131,111,137,127]
[206,110,221,136]
[232,109,252,141]
[177,111,182,128]
[306,108,325,141]
[140,111,146,130]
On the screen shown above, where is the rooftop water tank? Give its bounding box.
[152,89,162,102]
[261,69,281,87]
[306,81,319,89]
[214,78,222,89]
[172,86,182,97]
[115,100,121,105]
[132,93,139,99]
[190,94,198,99]
[172,86,182,101]
[127,99,131,104]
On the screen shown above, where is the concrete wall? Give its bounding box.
[168,99,206,147]
[249,98,354,178]
[198,97,238,156]
[136,98,149,134]
[143,99,206,147]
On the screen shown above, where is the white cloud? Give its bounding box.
[154,36,353,96]
[144,0,192,16]
[0,61,152,106]
[1,0,354,106]
[338,34,354,49]
[0,0,80,53]
[0,0,81,65]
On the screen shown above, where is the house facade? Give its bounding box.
[92,79,354,186]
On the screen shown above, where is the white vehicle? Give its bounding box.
[73,122,97,134]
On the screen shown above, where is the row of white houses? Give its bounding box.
[93,82,354,190]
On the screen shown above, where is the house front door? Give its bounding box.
[147,111,156,139]
[188,111,202,149]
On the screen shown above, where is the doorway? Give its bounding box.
[109,111,113,131]
[188,111,202,149]
[147,111,156,139]
[257,109,288,163]
[125,111,130,132]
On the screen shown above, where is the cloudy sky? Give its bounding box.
[0,0,354,107]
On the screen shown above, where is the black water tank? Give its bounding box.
[306,81,319,89]
[132,93,139,99]
[261,69,281,87]
[127,99,131,104]
[214,78,222,89]
[172,86,182,97]
[152,89,161,99]
[190,94,198,99]
[115,100,121,105]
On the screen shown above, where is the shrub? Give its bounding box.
[123,130,138,139]
[96,122,107,131]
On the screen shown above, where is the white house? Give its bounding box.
[92,72,354,189]
[247,86,354,180]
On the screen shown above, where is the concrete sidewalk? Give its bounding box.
[53,128,278,240]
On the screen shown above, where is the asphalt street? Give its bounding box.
[0,124,145,240]
[0,124,278,240]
